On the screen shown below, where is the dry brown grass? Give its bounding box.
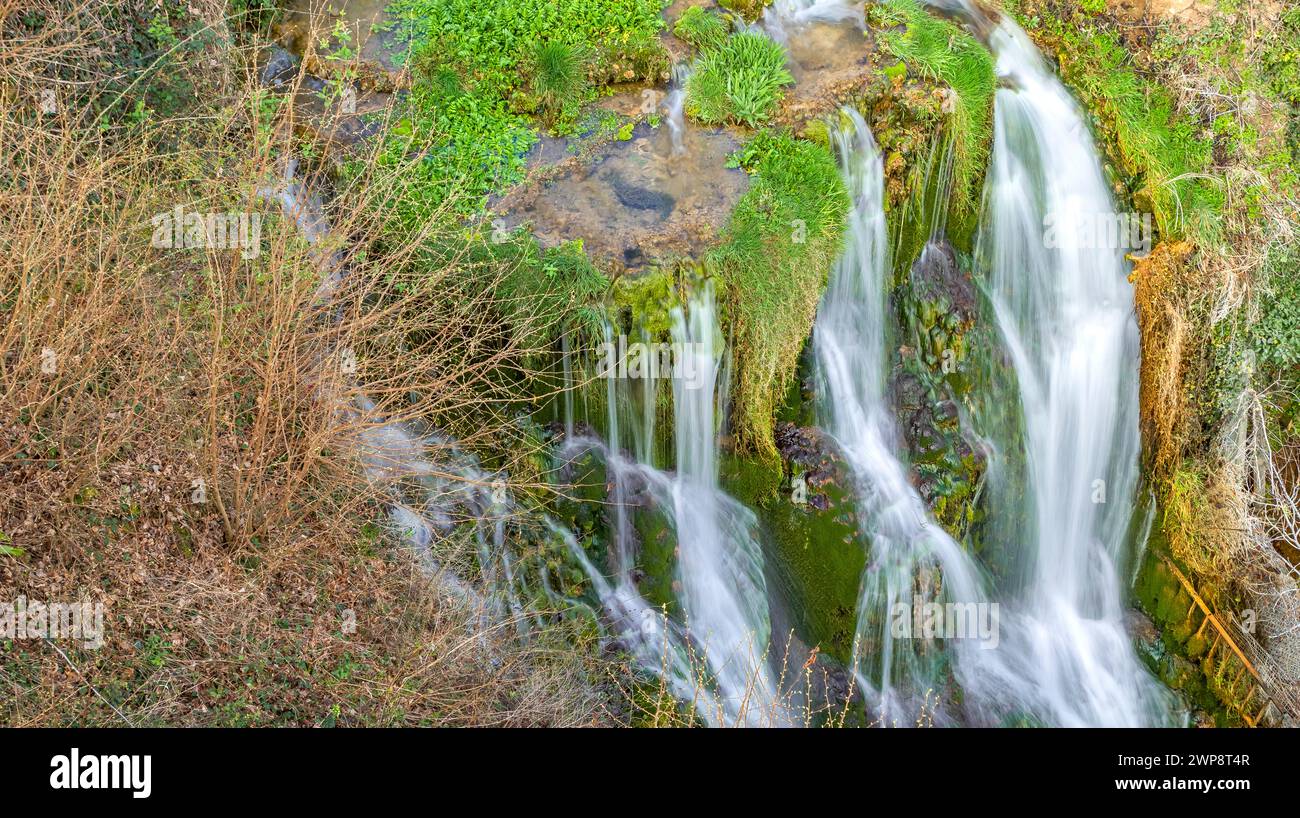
[1131,240,1198,488]
[0,0,616,726]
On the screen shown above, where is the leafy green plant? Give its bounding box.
[0,532,22,559]
[1250,245,1300,380]
[374,0,668,216]
[383,0,666,94]
[685,31,793,127]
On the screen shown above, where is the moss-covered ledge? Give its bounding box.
[709,131,850,459]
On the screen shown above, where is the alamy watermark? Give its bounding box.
[890,601,1000,649]
[50,748,151,798]
[1,597,105,649]
[595,335,711,390]
[1044,210,1152,254]
[151,205,262,259]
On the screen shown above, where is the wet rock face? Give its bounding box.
[888,238,987,540]
[775,422,843,510]
[911,239,977,323]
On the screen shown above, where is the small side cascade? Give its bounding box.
[664,63,692,158]
[561,283,789,726]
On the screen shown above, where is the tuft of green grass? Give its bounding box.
[673,6,728,52]
[527,40,591,127]
[685,31,793,128]
[709,131,849,458]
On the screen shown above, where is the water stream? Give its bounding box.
[272,0,1187,727]
[563,285,788,726]
[814,108,988,725]
[951,11,1176,727]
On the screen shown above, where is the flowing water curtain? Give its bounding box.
[814,107,989,725]
[560,283,789,726]
[926,4,1178,727]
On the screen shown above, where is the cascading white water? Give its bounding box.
[662,284,785,725]
[763,0,864,38]
[664,64,691,158]
[564,284,787,726]
[921,4,1176,726]
[814,108,988,724]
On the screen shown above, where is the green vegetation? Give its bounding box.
[709,132,849,458]
[1133,539,1248,727]
[722,455,863,663]
[1249,245,1300,414]
[871,0,995,234]
[1035,23,1222,246]
[717,0,772,22]
[384,0,667,88]
[526,40,593,127]
[463,235,610,353]
[374,0,668,214]
[673,6,728,52]
[685,31,794,128]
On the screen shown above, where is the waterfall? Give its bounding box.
[814,108,989,724]
[564,283,788,726]
[664,64,691,158]
[661,283,785,725]
[922,5,1176,726]
[763,0,864,37]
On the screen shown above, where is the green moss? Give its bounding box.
[716,0,772,23]
[685,31,794,128]
[611,266,678,338]
[1132,524,1251,725]
[709,131,849,459]
[632,504,679,613]
[721,455,864,663]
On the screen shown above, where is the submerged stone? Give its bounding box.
[610,174,676,218]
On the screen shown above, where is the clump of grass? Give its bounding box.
[526,40,591,128]
[673,6,727,52]
[686,31,793,128]
[709,132,849,458]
